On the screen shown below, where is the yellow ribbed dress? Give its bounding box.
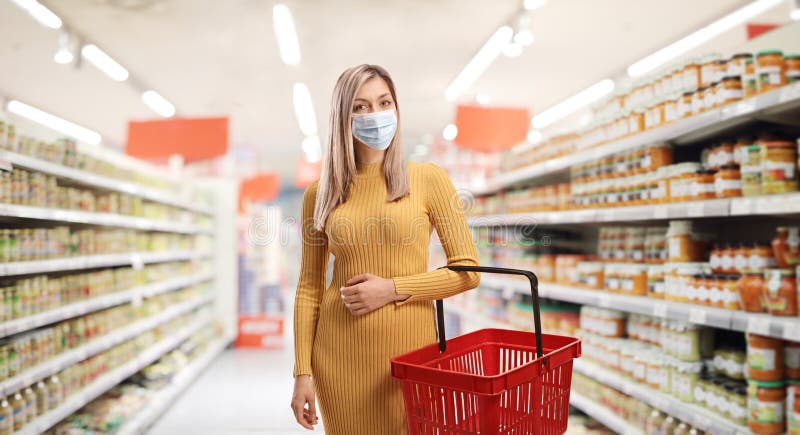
[293,160,481,435]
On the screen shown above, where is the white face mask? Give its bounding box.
[351,109,398,150]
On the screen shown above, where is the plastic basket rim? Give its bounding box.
[391,329,581,381]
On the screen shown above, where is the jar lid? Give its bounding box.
[748,379,786,388]
[683,91,694,97]
[721,75,742,82]
[709,81,721,87]
[695,169,717,175]
[762,140,795,148]
[756,49,783,57]
[731,53,752,60]
[719,164,740,170]
[745,58,753,64]
[785,54,800,60]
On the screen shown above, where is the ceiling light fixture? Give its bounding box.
[513,14,534,46]
[54,31,74,65]
[442,124,458,141]
[273,4,301,66]
[627,0,783,77]
[526,129,543,144]
[302,135,322,163]
[445,26,513,102]
[523,0,546,11]
[514,30,534,46]
[531,79,615,129]
[81,44,129,81]
[293,83,318,137]
[142,91,176,118]
[503,42,523,58]
[7,100,101,145]
[792,0,800,20]
[10,0,62,29]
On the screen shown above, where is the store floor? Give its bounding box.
[149,346,317,434]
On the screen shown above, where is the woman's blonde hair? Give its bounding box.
[312,64,409,232]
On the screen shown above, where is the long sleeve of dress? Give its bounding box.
[392,163,480,305]
[293,181,329,377]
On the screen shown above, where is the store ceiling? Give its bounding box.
[0,0,788,185]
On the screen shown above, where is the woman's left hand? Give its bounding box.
[340,273,400,316]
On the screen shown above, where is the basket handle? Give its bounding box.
[435,265,543,359]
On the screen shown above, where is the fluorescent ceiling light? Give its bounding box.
[10,0,62,29]
[54,49,73,64]
[442,123,458,141]
[627,0,783,77]
[302,135,322,163]
[792,0,800,21]
[514,30,535,46]
[503,42,523,58]
[81,44,129,81]
[531,79,615,129]
[293,83,318,137]
[142,90,176,118]
[526,130,543,144]
[7,100,101,145]
[273,4,301,66]
[445,26,513,102]
[476,94,491,105]
[523,0,546,11]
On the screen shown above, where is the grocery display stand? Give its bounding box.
[0,126,239,434]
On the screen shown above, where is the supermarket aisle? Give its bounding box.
[150,347,314,434]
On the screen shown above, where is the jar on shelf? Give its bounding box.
[620,264,648,296]
[728,53,753,77]
[756,50,786,93]
[701,54,721,88]
[705,82,719,110]
[747,334,784,382]
[742,143,763,196]
[647,265,665,298]
[744,59,758,98]
[788,382,800,434]
[721,244,736,273]
[749,244,777,273]
[679,91,694,118]
[738,271,766,312]
[786,342,800,380]
[787,54,800,84]
[667,220,709,262]
[692,86,707,115]
[577,262,604,290]
[710,245,723,272]
[717,76,743,106]
[773,227,800,268]
[715,164,743,198]
[734,136,755,165]
[760,141,798,195]
[748,380,786,435]
[690,169,717,200]
[762,268,797,316]
[672,361,703,402]
[664,94,679,124]
[604,264,621,293]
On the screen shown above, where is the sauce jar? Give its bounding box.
[738,271,766,312]
[742,144,763,197]
[715,164,742,198]
[748,380,786,435]
[748,334,784,382]
[690,169,716,200]
[772,226,799,269]
[756,50,786,93]
[761,141,798,195]
[721,244,736,273]
[667,221,708,262]
[647,265,665,299]
[763,268,797,316]
[728,53,753,77]
[786,343,800,380]
[744,59,758,98]
[692,86,708,115]
[684,60,702,90]
[710,245,723,273]
[734,244,750,274]
[750,244,777,273]
[788,381,800,434]
[679,91,694,118]
[723,275,743,310]
[787,54,800,84]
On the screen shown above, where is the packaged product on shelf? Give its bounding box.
[666,220,711,263]
[748,379,786,435]
[761,140,798,194]
[748,334,784,382]
[786,343,800,380]
[738,271,766,312]
[762,268,797,316]
[756,49,786,93]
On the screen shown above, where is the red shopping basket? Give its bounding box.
[391,265,581,435]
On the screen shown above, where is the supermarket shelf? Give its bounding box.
[569,392,643,435]
[116,335,233,435]
[20,316,217,435]
[0,293,214,396]
[0,250,210,277]
[0,203,212,234]
[0,272,213,339]
[0,150,213,216]
[481,275,800,341]
[471,82,800,196]
[573,360,747,435]
[467,193,800,226]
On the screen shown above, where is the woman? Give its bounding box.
[290,64,480,434]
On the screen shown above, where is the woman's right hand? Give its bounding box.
[291,375,319,430]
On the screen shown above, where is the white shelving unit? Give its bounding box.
[569,392,643,435]
[116,335,232,435]
[0,272,213,339]
[19,316,227,435]
[0,150,213,216]
[0,203,211,234]
[481,275,800,341]
[0,250,210,277]
[468,193,800,227]
[445,305,746,435]
[471,82,800,196]
[0,293,213,396]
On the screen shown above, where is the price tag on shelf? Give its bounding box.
[653,303,668,318]
[131,292,143,308]
[689,308,707,325]
[654,205,669,219]
[0,159,12,173]
[748,317,771,336]
[783,322,800,341]
[130,254,144,271]
[597,294,612,308]
[687,203,704,218]
[779,83,800,103]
